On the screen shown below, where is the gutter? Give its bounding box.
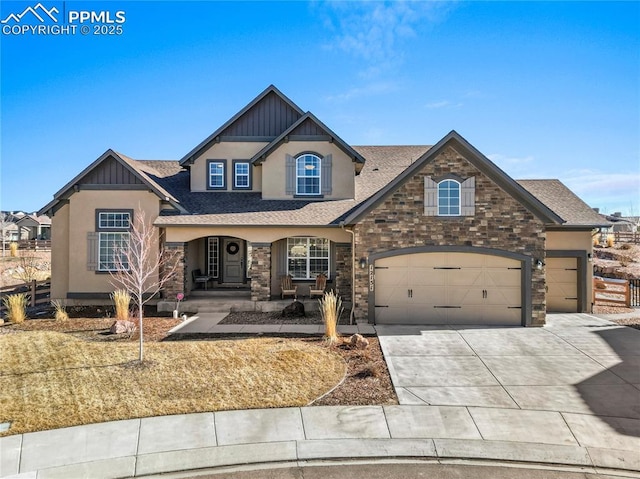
[340,221,356,325]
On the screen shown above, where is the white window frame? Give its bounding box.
[295,154,321,196]
[208,161,225,189]
[98,211,131,229]
[286,237,330,280]
[437,179,461,216]
[234,161,250,189]
[98,232,130,271]
[207,237,219,278]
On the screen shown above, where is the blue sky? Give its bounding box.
[1,1,638,216]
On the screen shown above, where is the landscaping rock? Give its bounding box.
[110,320,136,335]
[350,333,369,350]
[281,301,305,318]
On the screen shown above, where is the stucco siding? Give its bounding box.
[190,141,268,192]
[165,226,350,244]
[50,203,70,300]
[260,141,356,200]
[66,190,161,294]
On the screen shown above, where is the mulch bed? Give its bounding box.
[221,311,324,325]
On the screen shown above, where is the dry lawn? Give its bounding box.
[0,331,346,436]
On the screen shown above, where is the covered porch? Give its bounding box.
[159,226,353,309]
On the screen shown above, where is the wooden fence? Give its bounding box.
[600,231,640,244]
[0,279,51,309]
[2,240,51,251]
[593,276,631,308]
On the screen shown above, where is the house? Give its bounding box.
[38,85,609,326]
[600,212,639,234]
[15,214,51,240]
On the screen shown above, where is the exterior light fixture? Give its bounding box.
[535,259,544,270]
[359,258,367,269]
[587,253,593,262]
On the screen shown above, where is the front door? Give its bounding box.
[222,238,244,283]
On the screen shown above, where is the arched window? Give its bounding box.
[438,179,460,216]
[296,154,321,195]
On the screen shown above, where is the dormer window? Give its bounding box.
[207,160,227,190]
[438,179,461,216]
[296,154,321,196]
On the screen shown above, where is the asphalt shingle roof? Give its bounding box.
[517,179,610,227]
[126,148,605,228]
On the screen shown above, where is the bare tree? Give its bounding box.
[109,207,179,362]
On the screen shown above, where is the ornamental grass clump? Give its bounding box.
[111,289,131,321]
[606,234,615,248]
[3,293,27,323]
[9,242,18,257]
[319,290,343,345]
[52,299,69,322]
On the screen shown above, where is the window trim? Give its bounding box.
[295,154,322,196]
[95,209,133,231]
[437,179,461,216]
[232,160,252,190]
[94,209,133,272]
[98,231,130,272]
[207,159,227,190]
[286,237,330,280]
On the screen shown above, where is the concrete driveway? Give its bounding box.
[377,313,640,453]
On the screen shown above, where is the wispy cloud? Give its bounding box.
[318,1,454,75]
[560,169,640,214]
[488,153,535,166]
[325,81,399,102]
[425,100,463,109]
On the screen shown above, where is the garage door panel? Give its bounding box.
[485,268,521,287]
[374,252,523,325]
[547,257,578,313]
[407,268,447,286]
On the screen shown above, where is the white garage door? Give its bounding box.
[374,252,522,325]
[546,257,578,313]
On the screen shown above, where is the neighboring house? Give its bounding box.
[15,214,51,240]
[600,212,639,234]
[1,212,51,242]
[39,86,609,326]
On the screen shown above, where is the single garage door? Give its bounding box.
[546,257,578,313]
[374,252,522,325]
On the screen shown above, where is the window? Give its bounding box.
[233,161,251,189]
[287,237,329,279]
[95,210,132,272]
[98,232,129,271]
[208,160,226,189]
[207,237,219,278]
[98,211,130,229]
[296,154,321,195]
[437,179,461,216]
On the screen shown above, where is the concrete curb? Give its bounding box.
[2,406,639,478]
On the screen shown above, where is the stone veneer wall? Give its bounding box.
[353,145,546,325]
[334,243,352,301]
[163,242,187,298]
[251,243,272,301]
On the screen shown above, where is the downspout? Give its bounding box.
[340,221,356,325]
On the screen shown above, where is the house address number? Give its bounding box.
[369,264,375,292]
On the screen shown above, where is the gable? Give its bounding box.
[344,131,562,225]
[79,156,145,185]
[179,85,304,166]
[219,90,302,138]
[288,116,327,137]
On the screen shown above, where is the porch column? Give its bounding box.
[163,242,187,298]
[250,242,271,301]
[334,242,352,301]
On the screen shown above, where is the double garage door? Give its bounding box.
[374,252,523,325]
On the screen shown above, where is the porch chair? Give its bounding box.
[280,274,297,300]
[192,269,214,290]
[308,273,327,298]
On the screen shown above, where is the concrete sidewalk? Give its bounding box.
[167,313,376,336]
[1,314,639,478]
